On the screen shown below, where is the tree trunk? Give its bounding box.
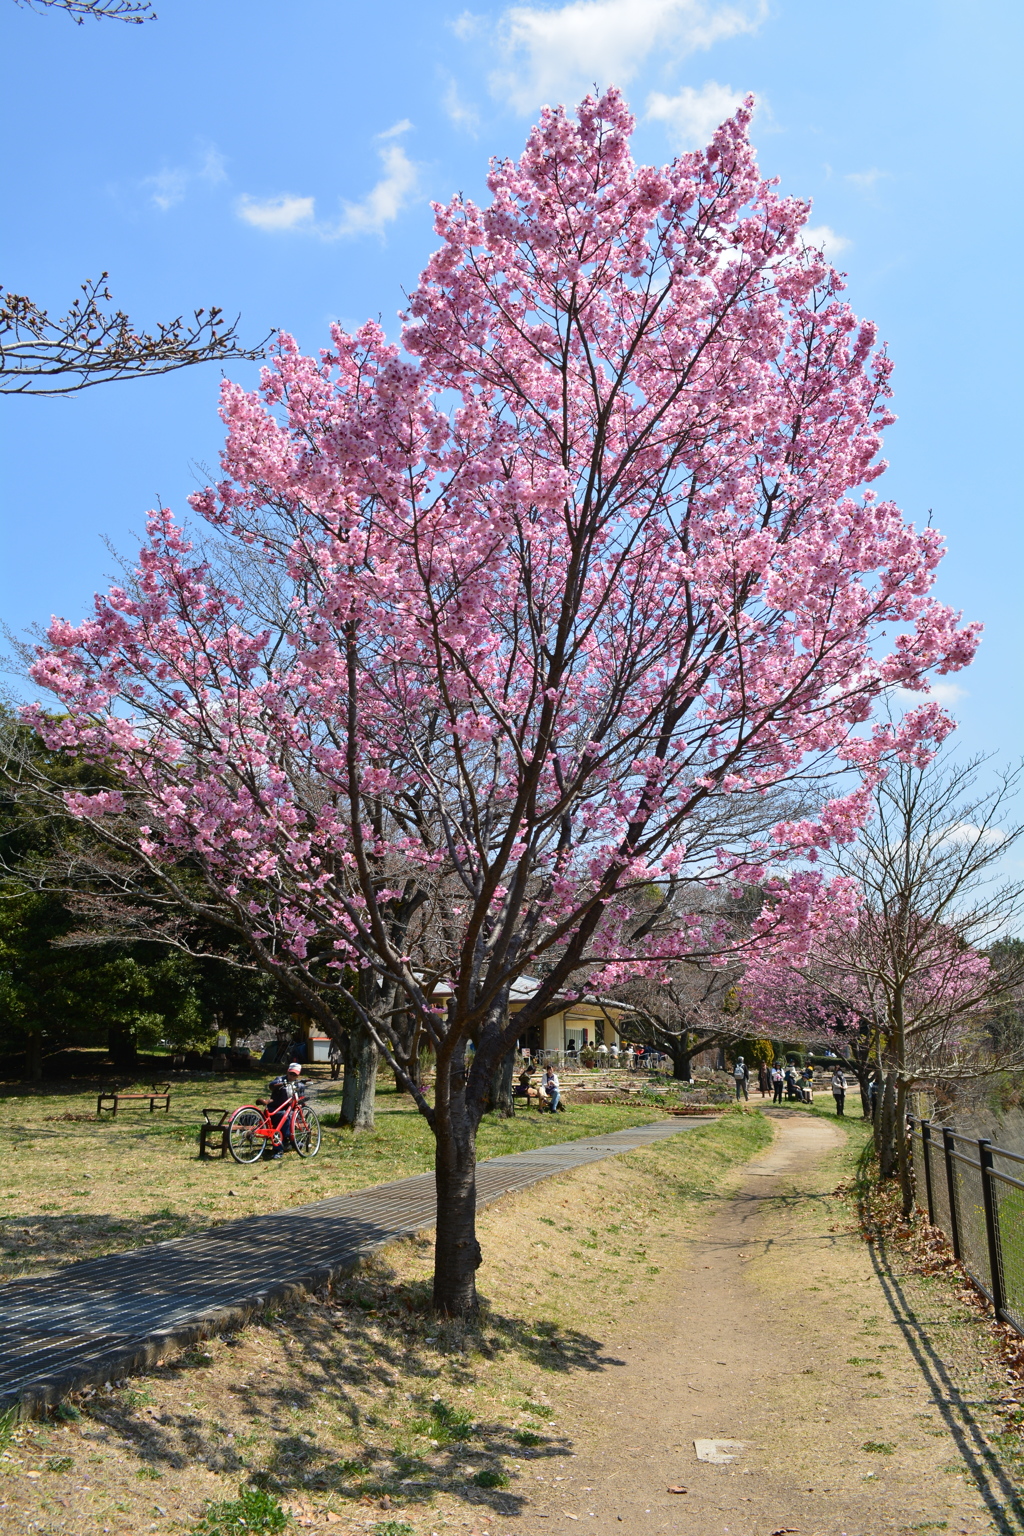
[26,1031,43,1082]
[486,1049,515,1116]
[432,1109,480,1316]
[878,1069,898,1179]
[670,1036,692,1081]
[895,1077,914,1217]
[849,1043,872,1118]
[341,1024,378,1130]
[108,1024,137,1072]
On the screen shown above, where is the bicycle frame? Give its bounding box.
[241,1097,305,1145]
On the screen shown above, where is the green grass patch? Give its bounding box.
[471,1467,510,1488]
[190,1484,290,1534]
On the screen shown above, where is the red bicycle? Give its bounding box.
[227,1094,322,1163]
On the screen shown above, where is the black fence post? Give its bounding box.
[942,1125,961,1260]
[921,1119,935,1225]
[978,1139,1005,1320]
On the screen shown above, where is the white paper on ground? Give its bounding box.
[693,1439,745,1464]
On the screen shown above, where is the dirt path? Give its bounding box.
[508,1111,1003,1536]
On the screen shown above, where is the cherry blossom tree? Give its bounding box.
[744,754,1024,1213]
[26,92,979,1313]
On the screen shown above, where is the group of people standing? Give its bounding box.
[733,1057,849,1114]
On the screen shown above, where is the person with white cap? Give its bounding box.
[267,1062,305,1157]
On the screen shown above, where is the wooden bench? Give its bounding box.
[198,1108,232,1159]
[96,1082,172,1117]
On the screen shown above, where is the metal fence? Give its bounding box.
[910,1117,1024,1336]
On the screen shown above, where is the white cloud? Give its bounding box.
[453,9,484,39]
[490,0,766,113]
[897,681,968,709]
[929,682,969,708]
[236,125,419,242]
[378,118,414,141]
[802,223,851,260]
[329,127,418,238]
[145,168,189,212]
[943,821,1007,849]
[143,142,227,212]
[444,77,481,134]
[646,80,745,149]
[846,167,887,192]
[237,194,316,231]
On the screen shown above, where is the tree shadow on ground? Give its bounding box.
[75,1238,619,1523]
[0,1210,207,1281]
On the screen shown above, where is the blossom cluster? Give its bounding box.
[27,91,978,1043]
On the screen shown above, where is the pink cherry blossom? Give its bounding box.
[26,91,978,1314]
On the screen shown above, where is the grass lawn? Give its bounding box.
[0,1073,666,1283]
[0,1108,768,1536]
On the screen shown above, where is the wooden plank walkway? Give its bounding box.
[0,1118,706,1416]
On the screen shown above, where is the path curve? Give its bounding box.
[511,1110,995,1536]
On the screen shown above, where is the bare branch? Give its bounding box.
[12,0,154,24]
[0,276,269,395]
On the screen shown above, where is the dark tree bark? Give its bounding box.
[107,1023,137,1071]
[895,1076,914,1217]
[340,1023,378,1130]
[486,1049,515,1115]
[877,1069,898,1179]
[669,1035,693,1080]
[847,1043,873,1119]
[26,1031,43,1082]
[432,1043,482,1315]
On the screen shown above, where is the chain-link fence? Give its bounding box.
[911,1117,1024,1337]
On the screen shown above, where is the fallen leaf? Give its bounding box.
[667,1484,688,1494]
[770,1528,799,1534]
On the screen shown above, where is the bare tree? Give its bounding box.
[12,0,154,23]
[0,277,267,396]
[612,963,741,1079]
[5,1,272,393]
[752,754,1024,1216]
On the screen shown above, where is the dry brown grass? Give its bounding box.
[0,1110,767,1536]
[0,1076,665,1284]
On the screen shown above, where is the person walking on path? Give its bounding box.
[757,1062,771,1098]
[831,1066,847,1116]
[771,1063,784,1104]
[545,1066,564,1113]
[733,1057,749,1101]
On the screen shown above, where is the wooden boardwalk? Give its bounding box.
[0,1119,704,1415]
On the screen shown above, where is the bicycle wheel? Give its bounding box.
[293,1106,321,1158]
[227,1106,268,1164]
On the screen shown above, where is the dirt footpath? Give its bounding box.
[510,1112,1004,1536]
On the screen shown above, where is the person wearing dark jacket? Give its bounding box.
[267,1062,305,1157]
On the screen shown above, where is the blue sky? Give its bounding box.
[2,0,1021,788]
